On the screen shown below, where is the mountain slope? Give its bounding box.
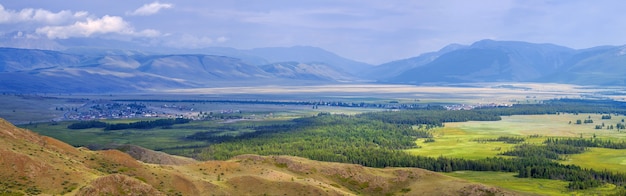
[538,45,626,85]
[0,67,195,93]
[364,43,467,80]
[249,46,373,75]
[137,54,272,81]
[0,48,359,93]
[261,61,356,81]
[0,47,84,72]
[0,118,520,195]
[386,40,576,84]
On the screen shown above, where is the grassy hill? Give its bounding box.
[0,118,520,195]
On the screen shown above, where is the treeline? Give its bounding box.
[67,118,190,130]
[473,136,525,144]
[185,123,300,143]
[475,99,626,116]
[500,144,586,160]
[67,120,107,129]
[112,98,429,109]
[105,118,190,130]
[355,98,626,127]
[357,110,501,126]
[545,138,626,149]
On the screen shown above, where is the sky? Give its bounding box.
[1,0,626,64]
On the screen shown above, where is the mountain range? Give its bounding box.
[0,118,516,195]
[2,39,626,93]
[0,47,365,93]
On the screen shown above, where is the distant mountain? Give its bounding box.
[248,46,373,75]
[0,48,357,93]
[538,45,626,85]
[363,44,467,80]
[0,48,84,72]
[385,39,576,84]
[136,54,271,81]
[260,62,356,81]
[6,37,626,92]
[1,33,371,75]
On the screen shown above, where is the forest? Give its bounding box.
[185,99,626,190]
[67,118,191,130]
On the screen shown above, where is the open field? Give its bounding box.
[408,114,626,174]
[447,114,626,139]
[406,127,520,159]
[446,171,621,196]
[19,120,212,155]
[4,82,625,124]
[561,148,626,173]
[0,94,74,124]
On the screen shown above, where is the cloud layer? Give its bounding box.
[0,4,86,25]
[0,3,164,40]
[36,15,160,39]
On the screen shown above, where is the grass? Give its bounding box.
[449,113,626,139]
[446,171,622,196]
[406,127,519,159]
[0,94,71,124]
[407,114,626,159]
[20,120,213,154]
[560,147,626,173]
[408,114,626,195]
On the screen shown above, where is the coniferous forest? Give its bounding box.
[184,99,626,190]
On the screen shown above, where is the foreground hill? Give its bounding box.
[0,118,519,195]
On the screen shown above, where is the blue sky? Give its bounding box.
[1,1,626,64]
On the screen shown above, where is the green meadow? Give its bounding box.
[406,113,626,195]
[408,113,626,160]
[20,119,212,155]
[446,171,622,196]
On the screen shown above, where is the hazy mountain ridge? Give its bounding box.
[3,38,626,93]
[539,45,626,85]
[0,47,357,93]
[0,47,85,72]
[260,61,356,81]
[51,37,373,71]
[0,118,518,195]
[385,39,578,84]
[364,43,468,80]
[248,46,373,75]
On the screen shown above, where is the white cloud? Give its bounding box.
[165,34,227,48]
[0,3,165,41]
[127,2,173,16]
[36,15,161,39]
[216,36,228,43]
[0,4,86,25]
